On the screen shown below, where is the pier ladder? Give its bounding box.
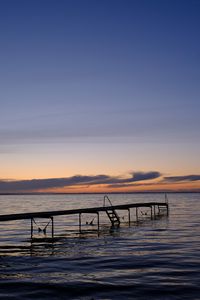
[104,195,120,226]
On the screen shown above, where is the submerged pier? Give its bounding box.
[0,195,169,240]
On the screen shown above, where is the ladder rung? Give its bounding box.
[105,208,120,225]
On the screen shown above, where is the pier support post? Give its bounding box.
[150,206,153,220]
[136,207,138,222]
[51,217,54,239]
[96,212,100,233]
[166,204,169,216]
[128,208,131,225]
[153,205,156,219]
[31,218,33,239]
[79,213,82,233]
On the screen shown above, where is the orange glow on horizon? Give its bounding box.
[34,181,200,194]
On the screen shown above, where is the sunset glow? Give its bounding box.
[0,0,199,194]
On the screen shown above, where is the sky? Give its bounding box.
[0,0,200,193]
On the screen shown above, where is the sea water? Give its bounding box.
[0,193,199,300]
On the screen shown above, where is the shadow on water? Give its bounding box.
[0,213,169,258]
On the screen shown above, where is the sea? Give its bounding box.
[0,193,199,300]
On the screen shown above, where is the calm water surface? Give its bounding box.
[0,193,199,300]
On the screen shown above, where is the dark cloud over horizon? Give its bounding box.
[0,171,161,192]
[164,175,200,182]
[1,172,200,193]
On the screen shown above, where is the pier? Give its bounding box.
[0,196,169,240]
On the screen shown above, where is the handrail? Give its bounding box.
[165,193,168,203]
[103,195,113,207]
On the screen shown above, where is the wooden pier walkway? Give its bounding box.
[0,196,169,240]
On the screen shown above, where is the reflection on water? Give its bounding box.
[0,193,200,299]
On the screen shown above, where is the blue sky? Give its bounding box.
[0,0,200,191]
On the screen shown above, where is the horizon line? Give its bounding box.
[0,191,200,196]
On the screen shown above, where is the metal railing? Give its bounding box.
[103,195,113,207]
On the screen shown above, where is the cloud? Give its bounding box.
[0,171,161,193]
[0,175,109,192]
[107,182,160,189]
[164,175,200,182]
[124,171,161,183]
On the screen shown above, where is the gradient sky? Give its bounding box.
[0,0,200,193]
